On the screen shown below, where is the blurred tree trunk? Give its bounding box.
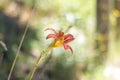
[114,0,120,40]
[95,0,110,64]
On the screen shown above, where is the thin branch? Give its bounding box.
[0,41,7,66]
[0,41,7,51]
[7,1,37,80]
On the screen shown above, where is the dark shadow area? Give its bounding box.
[0,9,39,79]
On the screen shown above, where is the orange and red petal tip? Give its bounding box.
[45,28,57,34]
[46,34,56,39]
[63,44,73,54]
[64,34,74,40]
[64,37,75,43]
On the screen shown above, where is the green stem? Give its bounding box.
[27,46,52,80]
[29,54,42,80]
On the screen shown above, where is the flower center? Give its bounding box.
[52,36,64,47]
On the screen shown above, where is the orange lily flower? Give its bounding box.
[45,28,75,53]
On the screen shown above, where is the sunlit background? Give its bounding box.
[0,0,120,80]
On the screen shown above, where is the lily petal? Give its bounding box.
[64,37,75,43]
[58,31,64,37]
[63,44,73,53]
[64,34,74,40]
[45,28,57,35]
[46,34,56,39]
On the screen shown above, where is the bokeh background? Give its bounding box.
[0,0,120,80]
